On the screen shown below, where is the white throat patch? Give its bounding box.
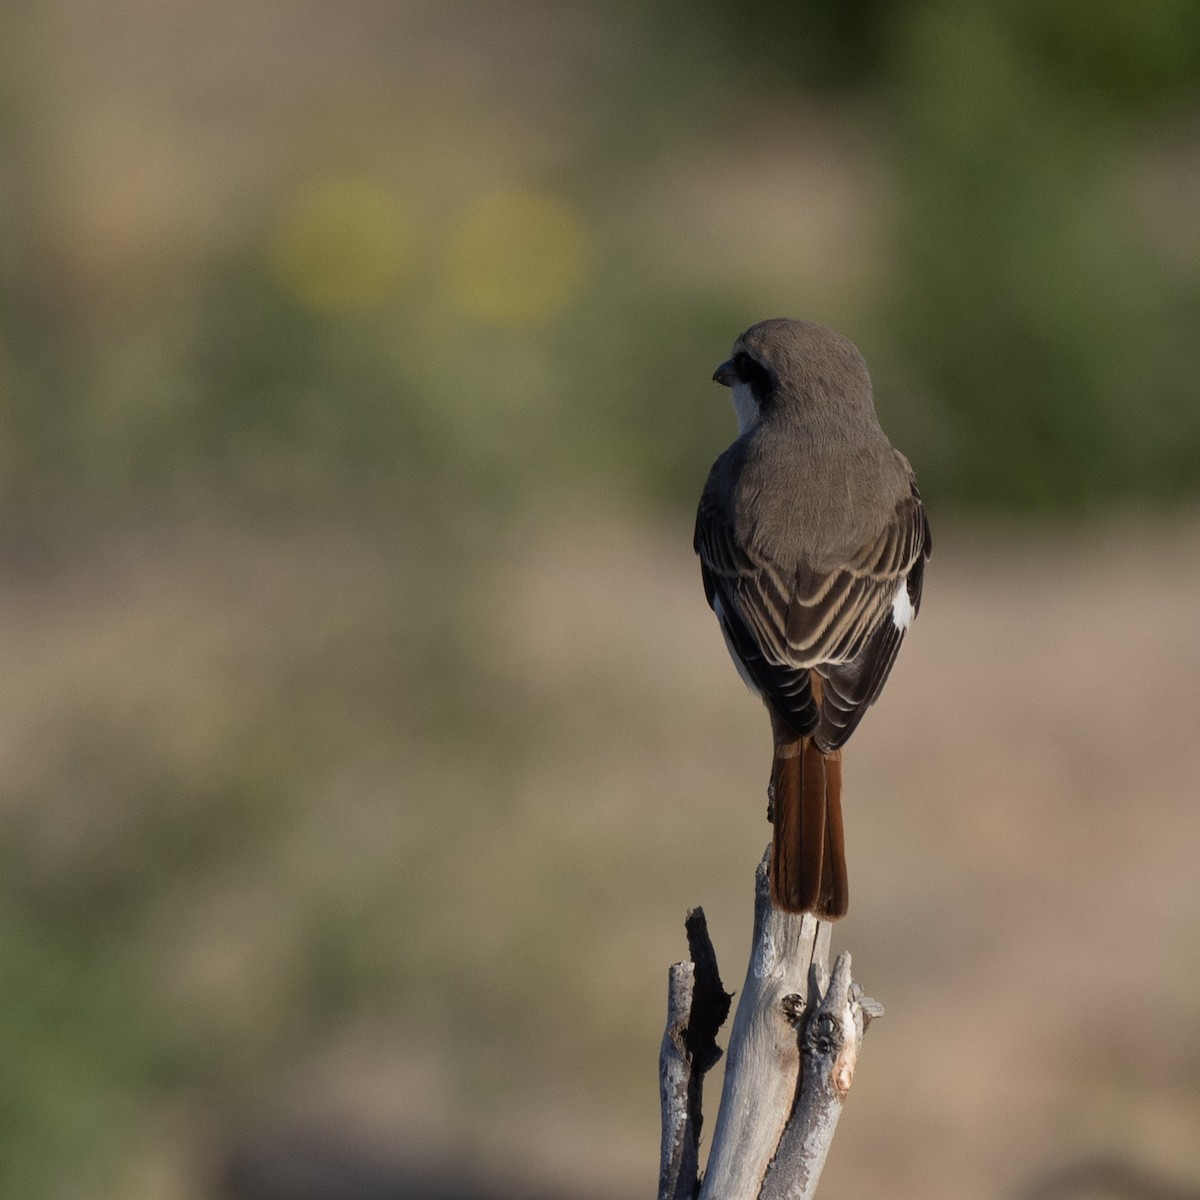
[731,381,759,435]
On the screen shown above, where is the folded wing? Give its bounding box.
[696,479,930,749]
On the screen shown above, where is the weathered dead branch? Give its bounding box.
[658,851,881,1200]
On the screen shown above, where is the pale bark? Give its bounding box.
[658,851,881,1200]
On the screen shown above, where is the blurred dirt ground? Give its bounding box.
[3,507,1199,1199]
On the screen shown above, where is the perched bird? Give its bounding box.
[694,319,930,919]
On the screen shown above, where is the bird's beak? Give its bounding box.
[712,360,736,387]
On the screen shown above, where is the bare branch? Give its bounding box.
[661,850,881,1200]
[658,908,731,1200]
[698,857,830,1200]
[761,951,881,1200]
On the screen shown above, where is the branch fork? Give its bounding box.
[658,852,881,1200]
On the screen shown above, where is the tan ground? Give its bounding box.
[5,509,1199,1198]
[497,511,1200,1200]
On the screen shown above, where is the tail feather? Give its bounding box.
[769,718,848,920]
[822,752,848,917]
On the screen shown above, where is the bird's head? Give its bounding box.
[712,318,874,436]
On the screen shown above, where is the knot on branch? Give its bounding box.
[804,1010,843,1057]
[780,993,806,1025]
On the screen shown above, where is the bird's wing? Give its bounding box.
[695,470,823,733]
[696,475,930,747]
[817,486,930,749]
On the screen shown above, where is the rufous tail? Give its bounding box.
[768,712,848,920]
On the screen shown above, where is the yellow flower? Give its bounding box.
[447,190,591,326]
[268,179,411,314]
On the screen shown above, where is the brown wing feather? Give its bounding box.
[816,486,929,749]
[697,470,929,744]
[696,471,821,734]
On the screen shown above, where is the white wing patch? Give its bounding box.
[891,581,915,632]
[714,595,762,696]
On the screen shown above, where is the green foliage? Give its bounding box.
[646,0,1200,510]
[1000,0,1200,110]
[876,4,1200,508]
[654,0,910,89]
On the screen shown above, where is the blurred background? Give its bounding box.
[2,1,1200,1197]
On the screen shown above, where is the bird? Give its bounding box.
[694,318,930,920]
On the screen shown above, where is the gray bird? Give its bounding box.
[694,318,930,919]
